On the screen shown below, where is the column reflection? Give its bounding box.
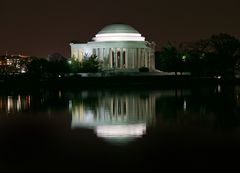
[71,92,156,142]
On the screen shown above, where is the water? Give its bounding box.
[0,85,240,171]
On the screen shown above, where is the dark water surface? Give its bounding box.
[0,85,240,171]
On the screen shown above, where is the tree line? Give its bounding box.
[27,54,100,76]
[0,54,101,77]
[155,33,240,78]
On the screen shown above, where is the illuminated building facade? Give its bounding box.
[70,24,156,72]
[71,92,156,141]
[0,55,30,73]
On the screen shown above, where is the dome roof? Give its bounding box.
[97,24,140,34]
[92,24,145,42]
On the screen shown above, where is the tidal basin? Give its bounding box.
[0,85,240,171]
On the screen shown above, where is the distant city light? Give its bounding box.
[21,68,26,73]
[182,55,187,61]
[7,96,13,113]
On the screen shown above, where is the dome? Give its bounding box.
[97,24,140,34]
[92,24,145,42]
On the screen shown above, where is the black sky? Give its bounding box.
[1,0,240,57]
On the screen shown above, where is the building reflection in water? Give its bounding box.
[70,92,156,142]
[235,86,240,105]
[0,95,31,113]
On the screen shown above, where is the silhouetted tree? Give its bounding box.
[178,34,240,77]
[208,33,240,78]
[47,53,66,61]
[155,51,161,70]
[69,59,82,73]
[81,55,101,73]
[179,40,209,76]
[158,42,181,74]
[68,55,101,73]
[27,58,48,76]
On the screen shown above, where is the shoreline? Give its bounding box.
[0,74,239,89]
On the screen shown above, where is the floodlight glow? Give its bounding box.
[93,33,145,42]
[95,33,142,37]
[95,123,146,138]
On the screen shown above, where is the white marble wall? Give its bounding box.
[70,41,155,71]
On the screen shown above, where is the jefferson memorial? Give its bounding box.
[70,24,155,72]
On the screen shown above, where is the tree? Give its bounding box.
[155,51,161,70]
[208,33,240,78]
[81,55,101,73]
[158,42,181,74]
[27,58,48,76]
[68,55,101,73]
[178,35,240,77]
[179,40,209,76]
[69,59,82,73]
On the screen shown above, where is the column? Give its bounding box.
[110,48,112,68]
[97,48,99,58]
[140,48,142,67]
[120,48,123,69]
[148,49,151,68]
[125,49,128,68]
[135,48,137,68]
[135,49,137,68]
[130,49,133,68]
[138,48,141,68]
[134,49,137,68]
[132,49,135,68]
[77,49,80,60]
[111,98,114,116]
[125,97,128,116]
[106,48,110,69]
[102,48,104,61]
[144,48,147,67]
[115,48,117,69]
[142,48,146,67]
[102,48,105,69]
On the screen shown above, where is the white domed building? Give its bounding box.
[70,24,156,72]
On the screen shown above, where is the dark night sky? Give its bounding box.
[1,0,240,57]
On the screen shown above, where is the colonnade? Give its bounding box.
[95,48,153,70]
[71,94,156,125]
